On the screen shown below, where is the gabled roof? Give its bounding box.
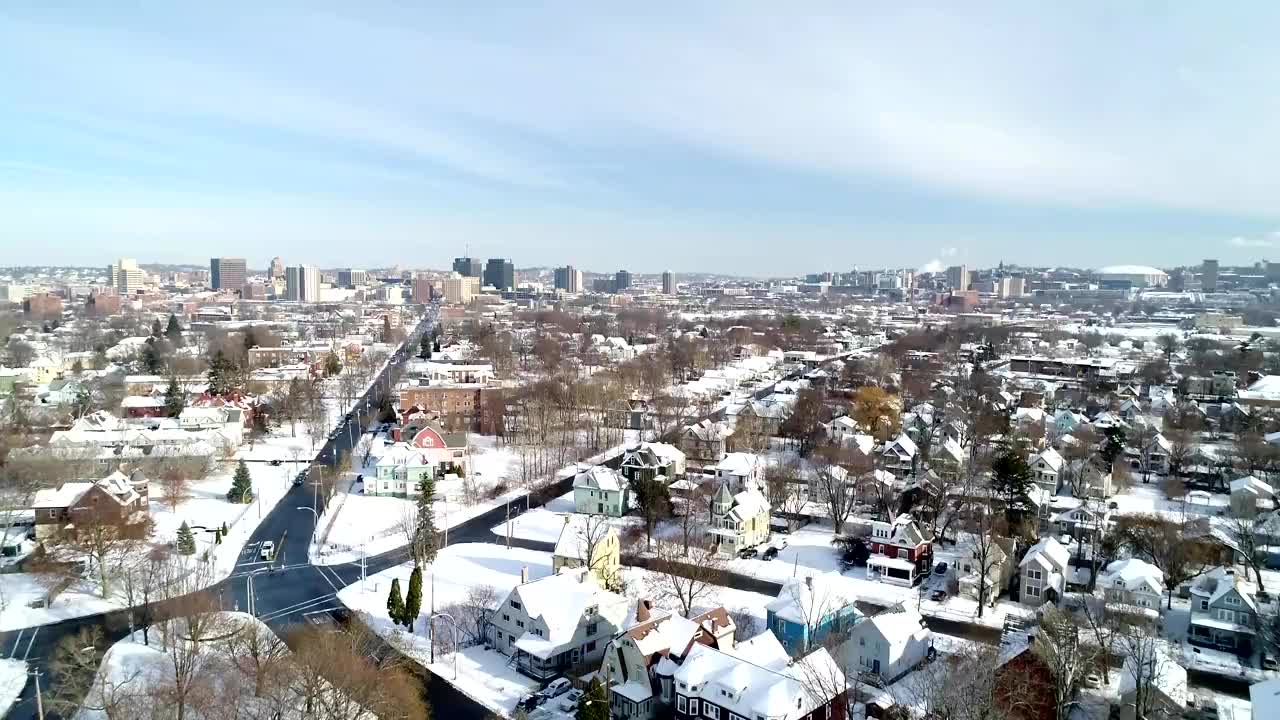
[574,464,625,492]
[1032,447,1064,473]
[1020,537,1069,573]
[552,514,617,561]
[766,574,859,625]
[1230,475,1273,497]
[883,433,917,459]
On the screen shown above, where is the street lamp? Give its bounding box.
[297,506,319,549]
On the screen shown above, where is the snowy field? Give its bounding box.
[0,658,27,717]
[488,491,641,546]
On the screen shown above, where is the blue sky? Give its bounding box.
[1,3,1277,276]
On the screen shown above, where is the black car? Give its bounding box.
[738,547,758,559]
[761,546,779,561]
[269,459,282,466]
[933,562,948,576]
[293,473,307,487]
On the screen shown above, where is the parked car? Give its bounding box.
[269,459,282,466]
[933,562,948,576]
[738,547,758,560]
[293,474,306,487]
[1083,672,1102,689]
[518,694,544,711]
[762,546,779,561]
[1264,654,1280,671]
[929,589,947,602]
[541,678,572,700]
[558,689,584,711]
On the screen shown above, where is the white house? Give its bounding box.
[1229,475,1275,518]
[1029,447,1064,494]
[1097,558,1164,610]
[842,604,932,684]
[1115,646,1186,720]
[881,433,917,475]
[713,452,765,493]
[490,568,630,681]
[707,483,771,556]
[1018,537,1070,606]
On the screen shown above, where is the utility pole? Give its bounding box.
[31,669,44,720]
[505,500,511,549]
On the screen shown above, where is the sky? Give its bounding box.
[1,3,1278,276]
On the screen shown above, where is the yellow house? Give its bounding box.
[553,513,621,587]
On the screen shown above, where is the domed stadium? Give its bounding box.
[1094,264,1168,288]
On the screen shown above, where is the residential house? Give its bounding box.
[1029,447,1064,494]
[993,619,1058,720]
[1229,475,1275,518]
[1187,568,1258,656]
[829,416,871,454]
[1115,646,1187,720]
[735,398,791,437]
[957,536,1017,607]
[670,643,847,720]
[32,470,150,540]
[399,410,471,476]
[929,437,967,480]
[1050,501,1110,543]
[1097,558,1164,610]
[490,567,630,680]
[620,442,686,485]
[713,452,765,493]
[682,419,731,465]
[866,514,933,587]
[765,574,862,656]
[880,433,918,476]
[841,604,933,684]
[599,605,737,720]
[1018,537,1069,606]
[369,443,435,498]
[1131,433,1171,479]
[553,514,622,586]
[707,483,770,556]
[575,464,630,517]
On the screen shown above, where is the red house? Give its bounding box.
[866,514,933,587]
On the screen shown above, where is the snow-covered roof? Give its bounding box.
[1020,537,1069,573]
[1118,646,1186,707]
[859,605,930,648]
[1230,475,1273,497]
[1032,447,1064,473]
[765,574,859,625]
[1099,558,1164,596]
[574,464,625,492]
[716,452,761,478]
[552,514,615,560]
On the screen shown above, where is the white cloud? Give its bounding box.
[1228,236,1276,248]
[940,247,959,258]
[918,259,945,274]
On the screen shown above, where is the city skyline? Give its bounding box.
[3,4,1279,273]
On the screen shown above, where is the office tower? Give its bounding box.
[662,270,675,295]
[285,265,320,302]
[554,265,582,292]
[614,270,632,292]
[484,258,515,291]
[209,257,247,291]
[945,264,970,291]
[108,258,146,294]
[268,256,285,280]
[1202,259,1219,293]
[412,274,435,303]
[442,273,480,304]
[336,269,367,288]
[453,257,483,278]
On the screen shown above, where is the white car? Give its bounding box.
[260,541,275,561]
[540,678,572,700]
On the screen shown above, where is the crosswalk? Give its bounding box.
[1,626,40,661]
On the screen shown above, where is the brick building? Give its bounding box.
[23,293,63,319]
[399,385,502,434]
[32,470,151,540]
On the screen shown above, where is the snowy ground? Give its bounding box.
[0,658,27,718]
[488,492,641,546]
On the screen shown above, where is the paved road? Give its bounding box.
[2,311,439,720]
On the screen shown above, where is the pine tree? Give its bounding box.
[415,475,438,565]
[387,578,406,626]
[151,318,162,337]
[227,459,254,503]
[577,678,608,720]
[207,350,234,396]
[419,332,431,358]
[176,521,196,555]
[164,376,185,417]
[164,314,184,346]
[382,315,393,344]
[324,351,342,377]
[404,565,423,631]
[141,340,163,374]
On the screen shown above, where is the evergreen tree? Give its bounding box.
[387,578,406,626]
[151,318,162,337]
[433,337,441,352]
[324,351,342,377]
[577,678,608,720]
[382,315,393,344]
[991,450,1034,520]
[414,475,438,565]
[141,339,163,374]
[164,376,186,417]
[164,314,184,346]
[207,350,234,395]
[1100,425,1127,466]
[404,566,423,630]
[243,327,258,352]
[419,332,431,358]
[226,459,254,503]
[176,521,196,555]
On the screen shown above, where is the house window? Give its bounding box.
[497,632,503,642]
[898,548,909,559]
[1027,585,1041,598]
[503,614,510,622]
[1027,569,1043,581]
[1199,600,1209,611]
[511,600,521,610]
[48,510,57,518]
[586,641,596,652]
[1226,596,1240,606]
[689,700,699,715]
[1217,609,1235,623]
[517,620,525,629]
[677,697,687,713]
[587,623,599,636]
[705,704,720,720]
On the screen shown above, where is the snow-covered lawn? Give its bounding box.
[0,658,27,718]
[488,494,641,547]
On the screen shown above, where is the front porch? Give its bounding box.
[1188,618,1254,657]
[867,555,921,587]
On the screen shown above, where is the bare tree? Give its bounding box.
[811,459,856,536]
[226,615,291,698]
[158,463,192,513]
[645,539,726,616]
[1220,512,1269,593]
[1033,607,1091,720]
[285,618,429,720]
[442,583,502,648]
[1114,622,1180,720]
[901,645,1034,720]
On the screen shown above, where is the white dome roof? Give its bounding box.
[1095,265,1168,277]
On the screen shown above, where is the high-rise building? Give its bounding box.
[662,270,675,295]
[108,258,146,295]
[285,265,320,302]
[614,270,632,292]
[1202,259,1219,293]
[945,265,970,291]
[412,273,435,303]
[209,257,247,292]
[554,265,583,292]
[484,258,515,291]
[453,257,483,278]
[442,273,480,304]
[268,256,285,280]
[336,269,367,288]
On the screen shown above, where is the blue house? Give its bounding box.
[765,574,862,656]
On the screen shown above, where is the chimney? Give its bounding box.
[520,566,529,584]
[636,599,653,623]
